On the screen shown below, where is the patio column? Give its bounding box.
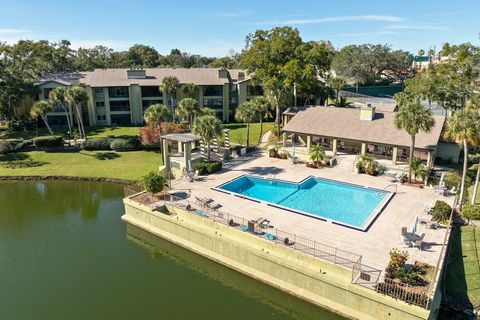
[184,142,192,171]
[162,138,170,174]
[361,143,366,155]
[392,147,398,165]
[282,132,287,147]
[177,141,183,153]
[426,151,433,169]
[332,138,337,156]
[306,135,311,152]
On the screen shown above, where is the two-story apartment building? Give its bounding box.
[35,68,263,127]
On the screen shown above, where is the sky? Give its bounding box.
[0,0,479,57]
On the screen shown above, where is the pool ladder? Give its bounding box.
[268,174,277,184]
[379,184,397,195]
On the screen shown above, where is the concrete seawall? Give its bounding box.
[122,198,433,320]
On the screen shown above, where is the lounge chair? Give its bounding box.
[206,202,222,211]
[424,201,435,214]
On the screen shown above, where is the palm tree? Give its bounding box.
[252,97,272,144]
[192,115,222,162]
[160,76,180,121]
[144,103,169,152]
[197,107,216,117]
[177,98,199,128]
[394,93,435,183]
[65,86,88,139]
[30,101,54,136]
[468,153,480,205]
[235,101,257,147]
[411,157,427,182]
[182,83,199,99]
[49,87,73,142]
[310,143,325,167]
[327,77,347,107]
[444,109,480,206]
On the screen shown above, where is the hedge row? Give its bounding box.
[81,137,140,151]
[33,136,64,147]
[0,139,27,154]
[193,161,222,175]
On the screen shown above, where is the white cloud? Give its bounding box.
[253,15,403,26]
[386,25,449,31]
[0,28,29,35]
[215,11,252,17]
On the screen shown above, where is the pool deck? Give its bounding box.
[170,152,451,272]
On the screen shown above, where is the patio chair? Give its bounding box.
[413,239,424,250]
[400,234,413,247]
[192,170,199,181]
[445,186,456,196]
[401,227,407,235]
[424,201,435,214]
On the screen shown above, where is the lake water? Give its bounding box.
[0,180,344,320]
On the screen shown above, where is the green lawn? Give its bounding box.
[445,225,480,306]
[0,150,162,181]
[1,126,141,140]
[223,122,275,146]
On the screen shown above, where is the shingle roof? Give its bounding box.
[282,106,445,151]
[82,68,247,87]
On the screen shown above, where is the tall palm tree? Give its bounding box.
[144,103,169,152]
[327,77,347,107]
[177,98,199,128]
[65,86,88,139]
[394,93,435,183]
[468,153,480,205]
[182,83,199,99]
[192,115,222,162]
[444,109,480,206]
[30,101,54,136]
[49,87,73,141]
[160,76,180,121]
[252,97,272,144]
[235,101,257,147]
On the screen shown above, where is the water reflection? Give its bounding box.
[126,224,344,320]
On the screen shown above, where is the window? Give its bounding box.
[95,101,105,108]
[94,88,104,94]
[141,86,162,97]
[43,88,53,99]
[109,100,130,112]
[110,114,131,126]
[108,87,129,98]
[203,85,223,96]
[142,99,163,111]
[96,115,106,121]
[247,85,263,96]
[229,85,238,108]
[203,98,223,110]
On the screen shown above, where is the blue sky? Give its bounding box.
[0,0,479,56]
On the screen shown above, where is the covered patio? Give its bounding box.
[281,106,445,169]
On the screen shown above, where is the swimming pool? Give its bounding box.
[215,175,393,230]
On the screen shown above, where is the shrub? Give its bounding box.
[385,248,409,278]
[139,123,189,147]
[375,279,429,308]
[268,147,277,158]
[0,139,26,154]
[82,138,111,151]
[462,204,480,223]
[431,200,452,222]
[277,150,287,159]
[109,138,139,151]
[142,171,167,195]
[33,136,64,147]
[193,160,222,175]
[444,171,470,189]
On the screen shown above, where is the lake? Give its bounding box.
[0,180,344,320]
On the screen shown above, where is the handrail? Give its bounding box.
[380,184,397,194]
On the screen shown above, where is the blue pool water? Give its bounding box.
[217,176,390,229]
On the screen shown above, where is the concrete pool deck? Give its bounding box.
[170,152,451,272]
